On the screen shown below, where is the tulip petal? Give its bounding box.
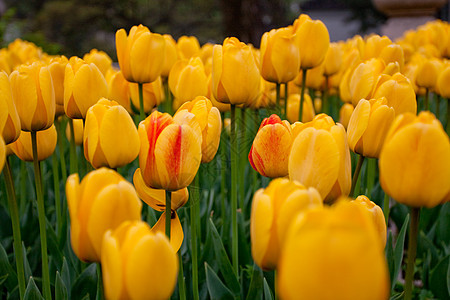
[347,99,370,153]
[101,231,123,300]
[130,32,165,83]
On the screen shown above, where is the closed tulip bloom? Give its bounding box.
[251,178,322,270]
[352,195,387,246]
[206,75,230,112]
[349,58,385,106]
[260,27,300,83]
[106,69,132,114]
[371,72,417,115]
[116,25,165,84]
[0,71,20,144]
[294,19,330,69]
[211,37,261,105]
[177,36,200,60]
[67,168,142,262]
[161,34,179,78]
[199,43,214,65]
[84,98,139,169]
[379,111,450,208]
[177,96,222,163]
[289,114,351,202]
[323,42,343,77]
[278,201,389,300]
[129,77,164,114]
[83,49,113,76]
[10,62,55,132]
[65,118,84,145]
[347,98,395,158]
[48,55,69,116]
[10,125,57,162]
[169,57,208,105]
[249,115,292,178]
[360,35,392,60]
[338,103,354,129]
[139,111,202,191]
[416,58,442,90]
[379,44,404,70]
[437,65,450,98]
[101,221,178,300]
[286,93,315,123]
[64,56,108,119]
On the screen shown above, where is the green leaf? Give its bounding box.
[208,218,240,296]
[24,277,44,300]
[55,271,68,300]
[0,274,8,286]
[245,263,263,300]
[389,292,404,300]
[71,263,97,300]
[22,242,32,280]
[0,241,18,291]
[263,278,273,300]
[61,257,71,295]
[205,262,236,300]
[447,261,450,298]
[47,220,64,269]
[429,255,450,300]
[436,203,450,243]
[391,213,409,292]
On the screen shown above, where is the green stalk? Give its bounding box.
[220,117,227,225]
[298,69,307,122]
[239,107,246,213]
[96,263,103,300]
[165,190,171,239]
[447,98,450,134]
[230,104,239,277]
[55,119,67,184]
[276,83,281,115]
[178,251,186,300]
[366,158,376,197]
[284,83,288,119]
[31,131,51,300]
[69,118,78,174]
[190,174,199,300]
[350,154,365,197]
[404,207,420,300]
[20,160,26,213]
[52,150,62,235]
[424,89,429,111]
[4,158,26,299]
[253,109,259,193]
[383,193,390,226]
[322,76,328,115]
[138,82,145,121]
[436,95,441,121]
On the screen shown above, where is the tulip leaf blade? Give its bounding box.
[70,263,97,300]
[24,276,44,300]
[55,271,68,300]
[429,254,450,300]
[245,263,263,300]
[205,262,236,300]
[390,213,409,292]
[263,278,273,300]
[22,241,32,281]
[208,218,241,296]
[46,219,64,269]
[0,241,18,292]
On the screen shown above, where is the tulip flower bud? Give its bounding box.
[83,49,112,76]
[116,25,165,84]
[349,58,385,106]
[177,96,222,163]
[10,62,55,132]
[352,195,387,246]
[0,71,20,144]
[65,118,84,145]
[361,35,392,60]
[200,43,214,66]
[338,103,354,129]
[212,37,261,105]
[138,111,202,191]
[289,114,351,202]
[129,77,164,114]
[84,98,140,169]
[286,93,315,123]
[379,111,450,208]
[101,221,178,300]
[294,63,325,91]
[416,58,442,90]
[323,42,343,77]
[66,168,142,262]
[105,69,132,114]
[206,75,230,112]
[251,178,322,270]
[437,65,450,98]
[260,27,300,84]
[10,125,57,162]
[48,55,69,117]
[347,98,395,158]
[278,200,389,300]
[379,44,404,71]
[64,56,108,119]
[249,115,292,178]
[177,36,200,60]
[161,34,179,78]
[169,57,208,106]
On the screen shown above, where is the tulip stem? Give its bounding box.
[424,89,429,111]
[31,131,52,300]
[52,150,62,235]
[284,83,288,119]
[96,263,103,300]
[20,160,26,213]
[253,109,260,193]
[165,190,171,239]
[366,158,376,197]
[350,154,365,197]
[220,117,227,225]
[323,76,328,115]
[436,95,441,121]
[4,158,26,299]
[299,69,307,122]
[178,251,187,300]
[276,83,281,115]
[446,98,450,134]
[190,174,199,300]
[230,104,239,278]
[404,207,420,300]
[383,192,390,226]
[69,118,78,174]
[239,107,246,214]
[56,119,67,184]
[138,82,145,121]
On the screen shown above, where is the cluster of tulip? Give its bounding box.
[1,12,450,300]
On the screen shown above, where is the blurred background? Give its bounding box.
[0,0,449,60]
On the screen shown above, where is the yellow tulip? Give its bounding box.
[169,57,208,105]
[294,63,325,91]
[151,211,185,252]
[48,55,69,117]
[286,93,315,123]
[289,114,351,202]
[323,42,343,77]
[251,178,322,270]
[129,77,164,114]
[115,25,165,84]
[206,75,230,112]
[415,58,442,90]
[161,34,179,78]
[379,111,450,208]
[379,44,405,71]
[347,98,395,158]
[66,168,142,262]
[105,69,132,114]
[101,221,178,300]
[83,98,139,169]
[360,35,392,60]
[437,65,450,98]
[352,195,387,246]
[177,96,222,163]
[277,200,389,300]
[211,37,261,105]
[249,115,292,178]
[138,111,202,191]
[10,125,57,162]
[64,56,108,119]
[338,103,354,130]
[259,27,300,83]
[83,49,113,76]
[177,35,200,60]
[349,58,385,106]
[8,39,43,67]
[65,119,84,146]
[199,43,214,65]
[10,62,55,132]
[0,71,20,144]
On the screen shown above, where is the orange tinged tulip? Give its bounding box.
[0,71,20,144]
[10,125,57,162]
